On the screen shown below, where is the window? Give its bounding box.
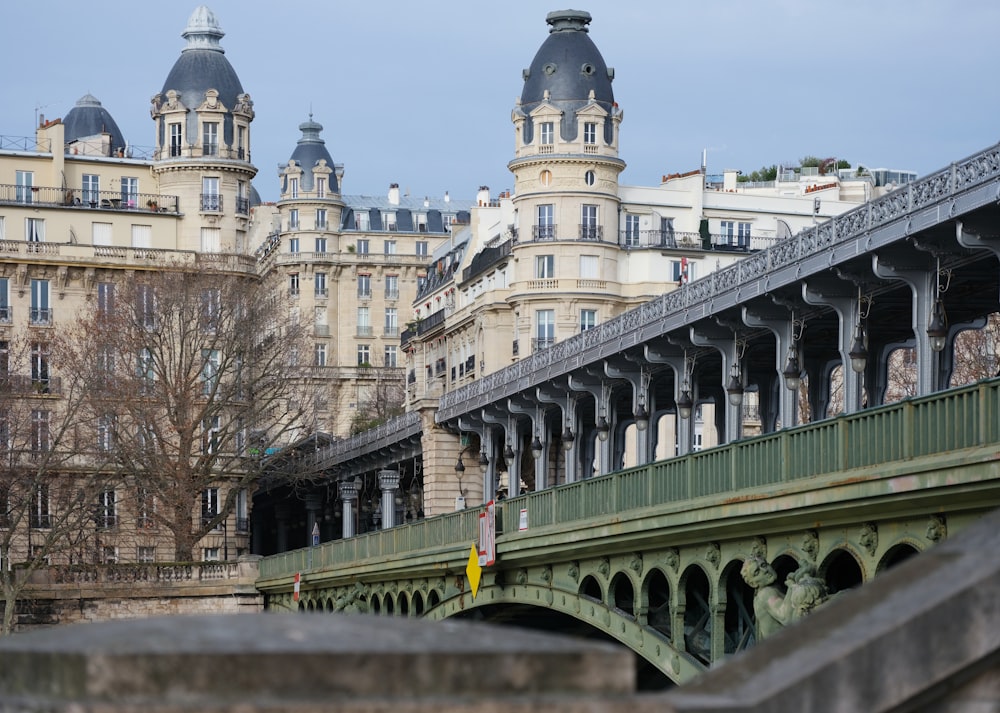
[235,489,249,533]
[417,274,426,292]
[203,548,221,562]
[30,280,50,325]
[137,348,155,392]
[0,278,9,322]
[357,306,371,336]
[31,484,50,528]
[288,273,300,296]
[0,342,8,384]
[416,213,427,232]
[415,241,428,256]
[31,342,50,393]
[288,237,299,253]
[355,213,370,231]
[536,204,554,239]
[540,121,554,145]
[358,274,371,298]
[315,272,328,297]
[97,490,117,529]
[0,217,4,241]
[624,215,640,247]
[584,170,595,186]
[15,170,33,203]
[137,546,156,563]
[316,177,326,198]
[315,237,327,253]
[540,169,552,187]
[203,416,221,455]
[720,221,734,245]
[236,180,248,214]
[357,238,370,254]
[202,122,219,156]
[26,217,44,243]
[316,209,327,230]
[31,411,50,457]
[102,546,119,564]
[535,310,555,350]
[314,343,327,367]
[289,177,299,199]
[385,275,399,299]
[201,288,221,330]
[169,123,182,157]
[580,255,598,279]
[137,487,155,529]
[581,204,599,240]
[90,222,113,247]
[672,259,697,283]
[580,309,597,332]
[131,224,152,249]
[289,209,299,230]
[584,122,597,145]
[357,344,371,365]
[384,345,398,368]
[136,284,156,329]
[121,177,138,208]
[201,488,219,525]
[384,308,398,336]
[737,221,752,248]
[384,213,397,232]
[535,255,555,279]
[97,415,115,453]
[237,126,246,160]
[201,349,220,396]
[384,240,397,255]
[82,174,100,205]
[201,177,220,212]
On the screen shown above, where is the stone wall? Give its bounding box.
[6,556,263,632]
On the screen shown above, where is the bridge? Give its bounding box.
[254,141,1000,686]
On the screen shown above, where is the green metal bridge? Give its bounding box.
[256,379,1000,686]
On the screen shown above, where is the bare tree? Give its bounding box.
[951,313,1000,386]
[0,335,123,634]
[349,366,405,435]
[65,268,314,561]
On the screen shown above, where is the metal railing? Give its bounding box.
[200,194,223,212]
[0,184,178,213]
[260,378,1000,581]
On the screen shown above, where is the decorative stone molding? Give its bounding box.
[859,522,878,556]
[926,514,947,542]
[802,530,819,561]
[705,543,721,569]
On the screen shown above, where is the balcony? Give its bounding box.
[532,224,557,241]
[29,308,52,326]
[415,309,446,337]
[357,290,372,299]
[235,196,250,215]
[236,517,250,534]
[532,337,555,351]
[200,194,223,213]
[579,224,603,241]
[383,326,399,337]
[385,290,399,300]
[0,184,179,214]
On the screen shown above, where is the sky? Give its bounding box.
[3,1,1000,203]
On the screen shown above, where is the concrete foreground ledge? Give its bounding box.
[0,612,665,712]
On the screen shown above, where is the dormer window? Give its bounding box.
[169,123,183,157]
[289,177,299,200]
[540,122,554,145]
[202,122,218,156]
[584,122,597,145]
[316,177,326,198]
[237,126,246,160]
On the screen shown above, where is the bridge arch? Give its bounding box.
[639,567,672,641]
[580,573,603,601]
[820,546,865,594]
[679,562,713,665]
[877,540,922,574]
[609,570,636,616]
[720,558,755,656]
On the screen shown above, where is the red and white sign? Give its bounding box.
[478,500,496,567]
[293,572,301,602]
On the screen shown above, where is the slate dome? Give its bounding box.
[63,94,127,155]
[519,10,615,143]
[159,6,245,148]
[287,116,339,193]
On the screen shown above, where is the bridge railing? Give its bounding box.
[500,378,999,531]
[260,379,999,580]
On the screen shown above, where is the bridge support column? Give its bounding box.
[418,406,470,515]
[874,256,946,396]
[378,470,400,529]
[605,361,654,465]
[742,306,799,429]
[304,495,322,545]
[803,282,864,414]
[690,327,742,444]
[338,479,359,539]
[568,375,614,476]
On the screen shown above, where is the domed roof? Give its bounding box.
[519,10,615,143]
[287,116,339,193]
[160,7,245,144]
[63,94,127,155]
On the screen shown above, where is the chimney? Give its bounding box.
[477,185,490,206]
[388,183,400,205]
[444,191,450,203]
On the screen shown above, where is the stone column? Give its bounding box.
[378,470,400,529]
[339,479,359,539]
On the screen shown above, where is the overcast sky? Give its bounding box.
[4,1,999,202]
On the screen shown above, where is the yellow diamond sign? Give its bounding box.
[466,544,482,599]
